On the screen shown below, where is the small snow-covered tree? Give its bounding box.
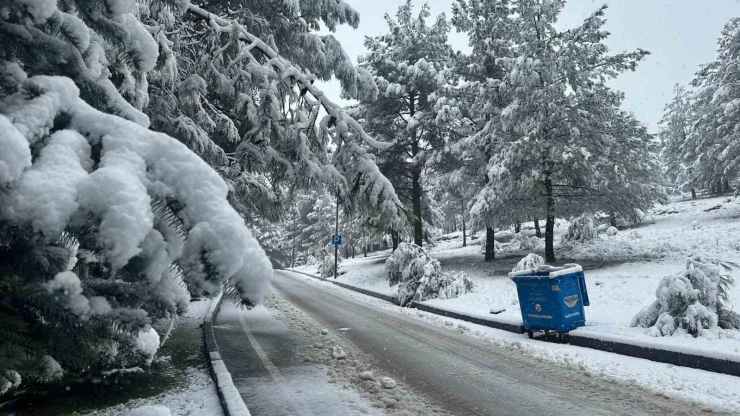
[298,191,337,258]
[384,242,473,306]
[659,84,697,197]
[631,255,740,337]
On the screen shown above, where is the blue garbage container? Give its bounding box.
[509,264,590,339]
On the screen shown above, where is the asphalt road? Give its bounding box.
[266,270,705,416]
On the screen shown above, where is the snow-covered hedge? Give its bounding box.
[631,255,740,338]
[385,243,474,306]
[563,215,598,243]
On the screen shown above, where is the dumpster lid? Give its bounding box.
[508,263,583,279]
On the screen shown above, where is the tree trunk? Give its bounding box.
[514,220,521,234]
[408,93,424,247]
[724,178,732,194]
[545,173,556,263]
[609,211,617,227]
[484,226,495,262]
[691,188,696,199]
[461,198,466,247]
[391,230,399,252]
[364,243,367,257]
[411,159,423,247]
[533,218,541,238]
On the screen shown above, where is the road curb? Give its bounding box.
[284,268,740,377]
[204,291,252,416]
[409,302,525,334]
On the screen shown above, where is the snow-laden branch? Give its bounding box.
[187,4,393,151]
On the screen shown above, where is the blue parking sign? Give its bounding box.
[332,234,342,245]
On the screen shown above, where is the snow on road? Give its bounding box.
[283,270,740,414]
[214,294,437,415]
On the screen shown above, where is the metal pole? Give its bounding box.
[335,191,339,279]
[291,209,296,268]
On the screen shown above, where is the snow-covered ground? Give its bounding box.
[71,299,224,416]
[298,195,740,361]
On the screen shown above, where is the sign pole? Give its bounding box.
[334,191,339,279]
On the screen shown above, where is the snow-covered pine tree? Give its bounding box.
[462,1,662,262]
[659,84,697,198]
[446,0,516,261]
[351,1,455,248]
[138,0,402,229]
[298,191,337,258]
[0,72,272,389]
[686,17,740,195]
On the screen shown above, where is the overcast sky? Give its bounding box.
[318,0,740,133]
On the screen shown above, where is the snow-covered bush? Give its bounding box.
[385,243,474,306]
[563,216,598,243]
[631,255,740,337]
[512,254,545,272]
[317,244,343,280]
[606,226,619,236]
[508,232,543,251]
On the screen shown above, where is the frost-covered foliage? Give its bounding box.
[631,255,740,338]
[512,253,545,272]
[385,243,473,306]
[141,0,401,226]
[563,216,598,243]
[0,74,271,389]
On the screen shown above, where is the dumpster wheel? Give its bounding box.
[526,330,534,339]
[557,332,570,343]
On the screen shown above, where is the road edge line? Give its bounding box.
[204,291,252,416]
[283,268,740,378]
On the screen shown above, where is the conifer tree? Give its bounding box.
[460,1,662,262]
[352,1,455,247]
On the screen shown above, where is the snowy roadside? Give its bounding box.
[69,299,224,416]
[310,195,740,364]
[284,270,740,414]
